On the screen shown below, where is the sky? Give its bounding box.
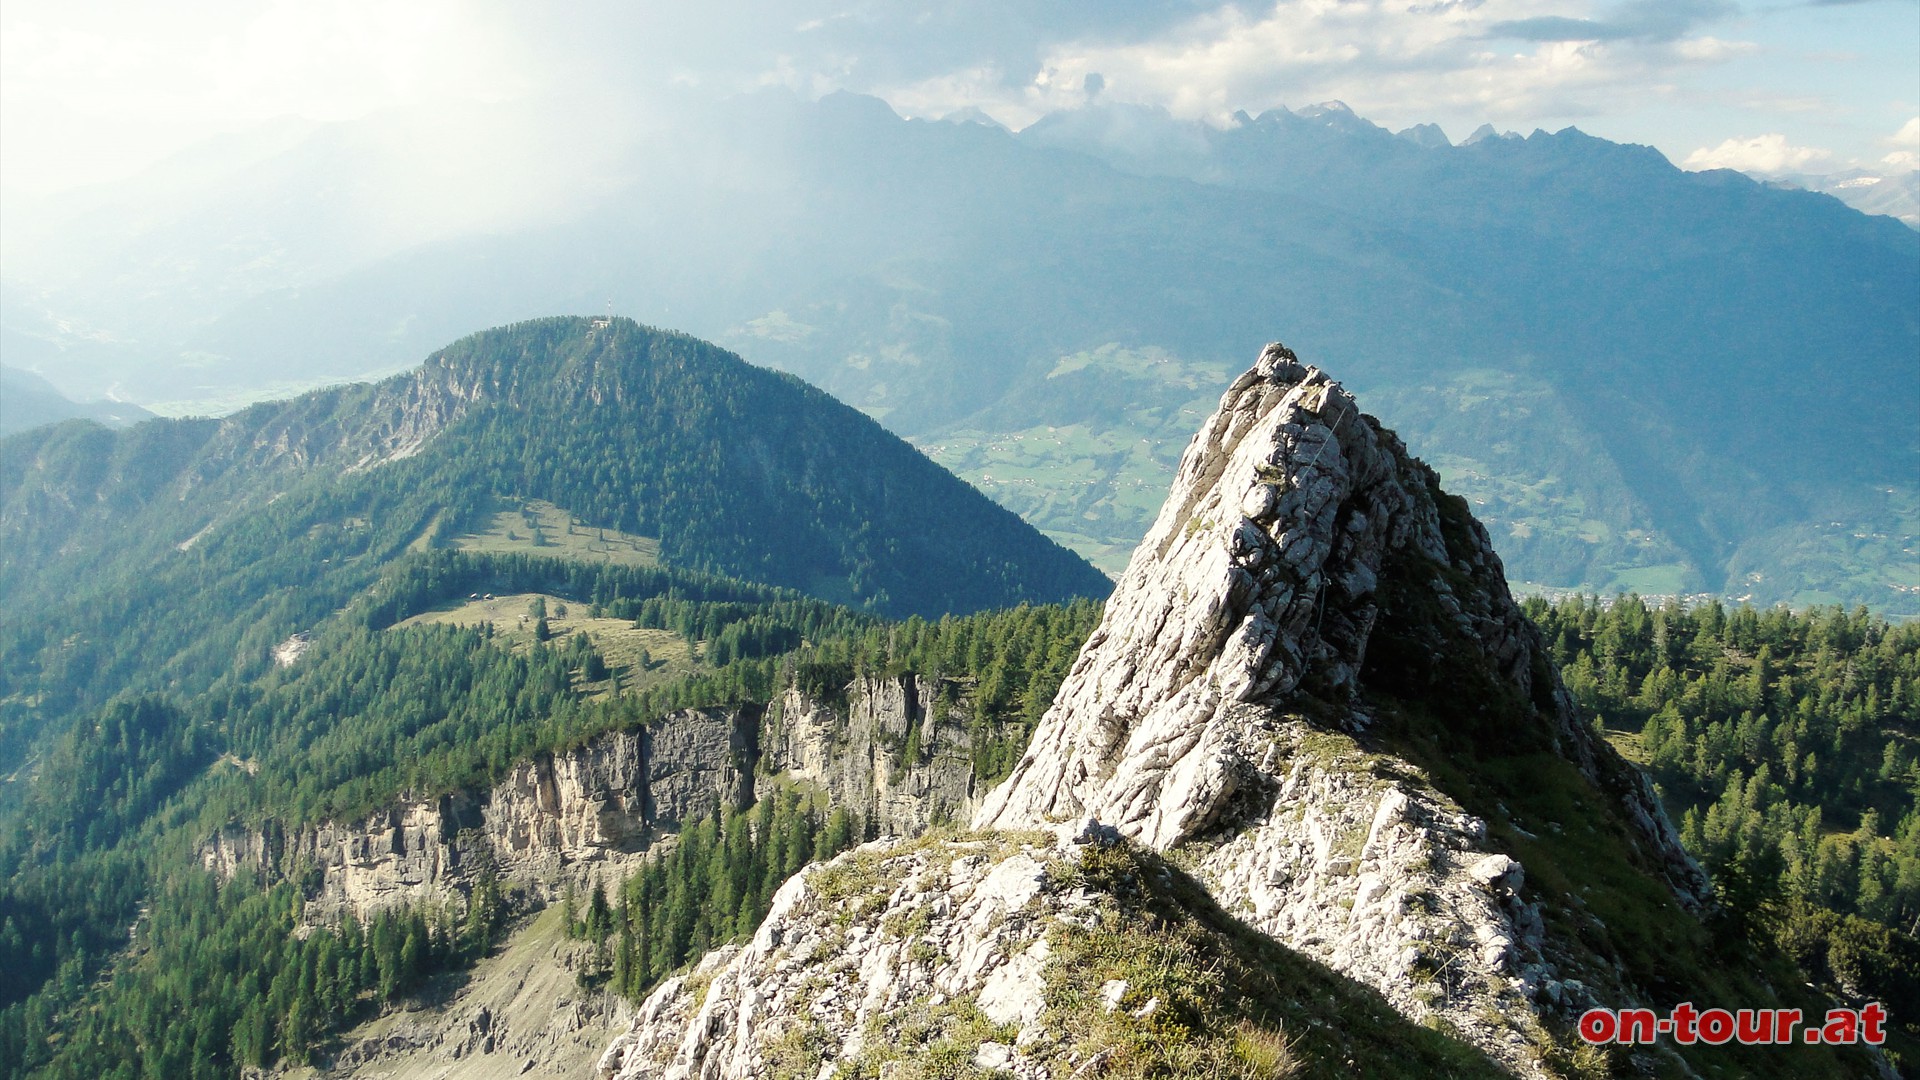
[1,0,1916,196]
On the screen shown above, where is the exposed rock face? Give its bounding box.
[202,706,762,922]
[204,672,980,924]
[965,344,1708,1072]
[598,831,1109,1080]
[982,345,1511,841]
[598,824,1523,1080]
[760,675,979,836]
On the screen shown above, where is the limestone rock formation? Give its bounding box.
[974,344,1676,863]
[597,826,1506,1080]
[597,833,1071,1080]
[968,343,1708,1069]
[202,675,979,924]
[202,706,762,922]
[761,675,980,836]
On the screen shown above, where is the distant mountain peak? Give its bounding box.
[1396,121,1451,148]
[936,105,1007,130]
[0,364,155,436]
[1462,122,1522,144]
[1292,99,1387,135]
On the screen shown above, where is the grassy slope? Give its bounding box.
[446,497,662,569]
[394,592,698,698]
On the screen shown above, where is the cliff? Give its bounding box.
[202,674,977,924]
[760,675,979,836]
[202,707,761,921]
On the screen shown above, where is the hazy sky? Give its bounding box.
[3,0,1916,195]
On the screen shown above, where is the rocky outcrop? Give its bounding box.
[202,705,763,922]
[759,675,979,836]
[484,712,760,886]
[983,345,1537,841]
[962,344,1707,1073]
[596,833,1072,1080]
[598,824,1517,1080]
[204,669,988,924]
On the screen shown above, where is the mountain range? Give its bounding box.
[3,91,1915,613]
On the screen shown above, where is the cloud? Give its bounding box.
[1683,132,1833,173]
[1883,117,1920,169]
[1487,0,1736,43]
[0,0,1848,197]
[913,1,1755,131]
[1488,16,1636,42]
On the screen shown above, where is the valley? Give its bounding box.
[0,326,1909,1078]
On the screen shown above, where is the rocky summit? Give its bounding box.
[598,345,1744,1079]
[972,343,1714,1070]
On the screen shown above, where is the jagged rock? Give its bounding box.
[597,825,1521,1080]
[593,834,1156,1080]
[964,343,1709,1073]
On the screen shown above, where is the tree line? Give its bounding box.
[1530,595,1920,1021]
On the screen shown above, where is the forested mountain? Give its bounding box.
[0,324,1910,1076]
[0,546,1103,1077]
[0,316,1106,744]
[4,92,1914,609]
[0,308,1109,1075]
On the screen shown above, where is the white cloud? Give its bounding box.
[1683,133,1833,173]
[1882,116,1920,169]
[1672,36,1756,62]
[869,1,1756,135]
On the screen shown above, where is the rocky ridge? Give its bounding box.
[974,344,1708,1070]
[601,344,1716,1078]
[597,825,1504,1080]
